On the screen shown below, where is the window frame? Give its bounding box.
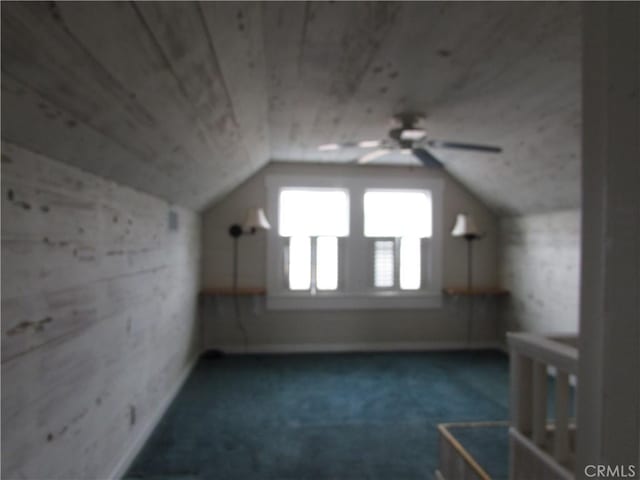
[265,174,444,310]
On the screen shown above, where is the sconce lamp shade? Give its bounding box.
[451,213,480,239]
[243,207,271,231]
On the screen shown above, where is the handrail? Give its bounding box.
[507,332,578,375]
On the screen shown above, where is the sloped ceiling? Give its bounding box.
[1,2,580,214]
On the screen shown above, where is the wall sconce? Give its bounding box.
[451,213,482,347]
[451,213,480,241]
[228,207,271,239]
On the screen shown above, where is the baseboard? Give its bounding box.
[213,341,502,355]
[108,356,197,480]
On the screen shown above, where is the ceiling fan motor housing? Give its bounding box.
[389,134,413,149]
[389,113,426,147]
[391,112,426,129]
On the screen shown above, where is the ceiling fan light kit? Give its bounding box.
[317,112,502,169]
[357,140,382,148]
[400,129,427,141]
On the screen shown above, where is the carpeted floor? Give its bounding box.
[125,350,510,480]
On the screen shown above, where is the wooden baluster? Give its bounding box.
[554,370,570,463]
[510,352,533,434]
[532,361,548,446]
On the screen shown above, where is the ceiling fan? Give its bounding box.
[317,113,502,168]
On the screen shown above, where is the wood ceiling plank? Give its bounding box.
[347,3,521,145]
[280,2,580,214]
[425,5,580,214]
[261,2,309,161]
[54,2,235,206]
[302,2,482,162]
[265,3,396,160]
[134,1,268,199]
[300,2,404,162]
[0,2,582,215]
[198,3,270,174]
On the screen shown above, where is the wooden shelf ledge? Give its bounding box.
[443,287,509,296]
[200,287,266,296]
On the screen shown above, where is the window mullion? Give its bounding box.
[310,236,317,294]
[394,237,401,289]
[283,237,290,289]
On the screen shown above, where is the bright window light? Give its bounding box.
[374,240,395,288]
[399,237,421,290]
[316,237,338,290]
[288,236,311,290]
[279,189,349,237]
[364,190,432,238]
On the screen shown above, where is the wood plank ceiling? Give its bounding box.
[1,2,580,214]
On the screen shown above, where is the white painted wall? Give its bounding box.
[1,142,202,479]
[577,3,639,474]
[201,162,501,351]
[499,210,581,335]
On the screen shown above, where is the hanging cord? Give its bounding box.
[232,236,249,353]
[232,294,249,353]
[466,237,473,348]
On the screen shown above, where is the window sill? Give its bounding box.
[266,291,442,311]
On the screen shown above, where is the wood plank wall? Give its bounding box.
[499,211,580,336]
[1,141,201,479]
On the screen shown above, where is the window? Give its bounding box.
[372,237,422,290]
[316,236,338,290]
[278,189,348,293]
[364,190,431,291]
[266,174,443,310]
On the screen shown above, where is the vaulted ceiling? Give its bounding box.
[1,2,581,215]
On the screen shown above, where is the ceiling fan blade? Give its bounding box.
[318,143,343,151]
[319,139,386,151]
[412,148,444,168]
[357,149,390,164]
[427,140,502,153]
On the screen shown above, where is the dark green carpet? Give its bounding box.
[125,350,510,480]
